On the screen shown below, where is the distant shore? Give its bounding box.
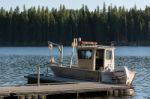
[0,42,150,47]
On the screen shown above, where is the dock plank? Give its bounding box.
[0,82,128,96]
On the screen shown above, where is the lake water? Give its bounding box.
[0,46,150,99]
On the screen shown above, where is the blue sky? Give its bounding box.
[1,0,150,11]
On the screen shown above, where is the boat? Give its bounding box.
[47,38,136,86]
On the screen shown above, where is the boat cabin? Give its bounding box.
[77,41,115,71]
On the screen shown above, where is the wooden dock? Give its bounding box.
[0,82,134,99]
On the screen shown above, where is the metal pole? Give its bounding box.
[58,45,63,67]
[70,46,74,68]
[61,45,63,66]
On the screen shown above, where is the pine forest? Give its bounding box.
[0,4,150,46]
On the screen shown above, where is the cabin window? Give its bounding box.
[78,50,92,59]
[106,50,112,60]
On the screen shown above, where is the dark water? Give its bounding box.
[0,47,150,99]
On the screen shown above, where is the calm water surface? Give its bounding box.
[0,46,150,99]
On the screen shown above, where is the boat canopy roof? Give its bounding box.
[77,45,115,50]
[76,40,115,50]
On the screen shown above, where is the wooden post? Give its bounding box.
[0,96,4,99]
[25,95,32,99]
[37,65,40,86]
[32,95,38,99]
[123,89,126,96]
[39,95,46,99]
[18,95,25,99]
[108,90,113,96]
[76,92,79,99]
[119,89,124,96]
[114,90,118,96]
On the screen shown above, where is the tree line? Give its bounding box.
[0,4,150,46]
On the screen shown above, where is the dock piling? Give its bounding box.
[37,65,40,87]
[108,90,113,96]
[114,90,119,96]
[39,95,46,99]
[76,92,79,99]
[32,95,38,99]
[25,95,32,99]
[119,89,124,96]
[18,95,25,99]
[0,96,4,99]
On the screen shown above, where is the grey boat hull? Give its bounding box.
[49,64,136,85]
[50,64,101,82]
